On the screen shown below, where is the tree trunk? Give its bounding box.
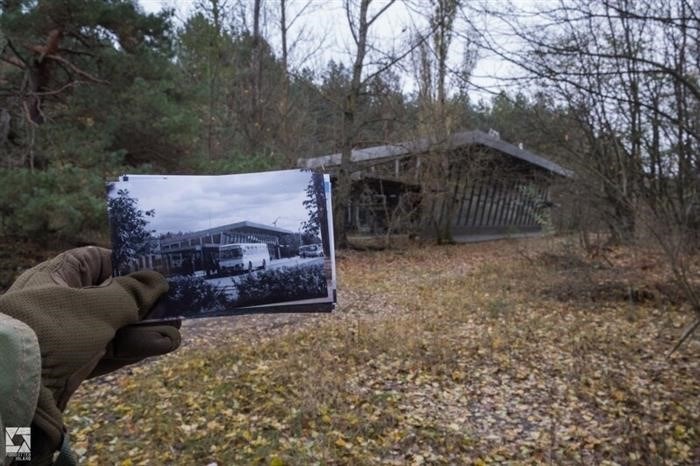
[279,0,291,163]
[335,0,371,248]
[250,0,264,152]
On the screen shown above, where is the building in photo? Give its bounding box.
[299,130,572,240]
[108,171,335,317]
[127,221,296,275]
[157,221,294,275]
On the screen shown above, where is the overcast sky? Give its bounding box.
[137,0,519,100]
[108,169,313,234]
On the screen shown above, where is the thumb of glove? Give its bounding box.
[89,321,182,378]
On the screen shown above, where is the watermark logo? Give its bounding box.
[5,427,31,461]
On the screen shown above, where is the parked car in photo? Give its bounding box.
[299,244,324,258]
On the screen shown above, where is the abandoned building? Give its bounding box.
[299,130,571,239]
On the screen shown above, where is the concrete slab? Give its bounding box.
[451,231,545,243]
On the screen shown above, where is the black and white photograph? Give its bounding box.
[106,169,335,319]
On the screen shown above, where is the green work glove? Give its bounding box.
[0,246,181,451]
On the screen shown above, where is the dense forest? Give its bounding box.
[0,1,574,246]
[0,0,698,300]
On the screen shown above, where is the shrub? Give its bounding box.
[158,275,230,318]
[0,166,106,241]
[236,263,328,307]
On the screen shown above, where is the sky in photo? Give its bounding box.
[108,169,314,234]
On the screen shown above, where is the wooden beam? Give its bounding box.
[477,181,495,227]
[466,182,483,227]
[485,180,504,227]
[506,184,521,225]
[500,181,515,226]
[440,160,462,226]
[458,182,476,226]
[513,188,528,226]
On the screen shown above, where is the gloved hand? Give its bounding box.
[0,246,181,450]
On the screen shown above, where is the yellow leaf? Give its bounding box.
[269,457,285,466]
[207,420,223,431]
[612,389,626,401]
[335,438,349,449]
[674,424,687,439]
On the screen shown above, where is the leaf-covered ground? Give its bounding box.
[67,238,699,465]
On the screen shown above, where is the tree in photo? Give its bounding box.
[302,173,326,242]
[107,188,155,274]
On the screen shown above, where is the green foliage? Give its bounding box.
[107,77,199,169]
[520,184,555,234]
[0,166,106,241]
[190,151,278,174]
[236,264,327,307]
[0,0,576,253]
[0,0,175,142]
[176,12,290,159]
[0,1,172,50]
[35,119,126,172]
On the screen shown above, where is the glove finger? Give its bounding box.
[8,246,112,291]
[111,323,182,359]
[114,270,169,319]
[53,270,169,332]
[53,246,113,287]
[88,358,141,379]
[88,324,181,378]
